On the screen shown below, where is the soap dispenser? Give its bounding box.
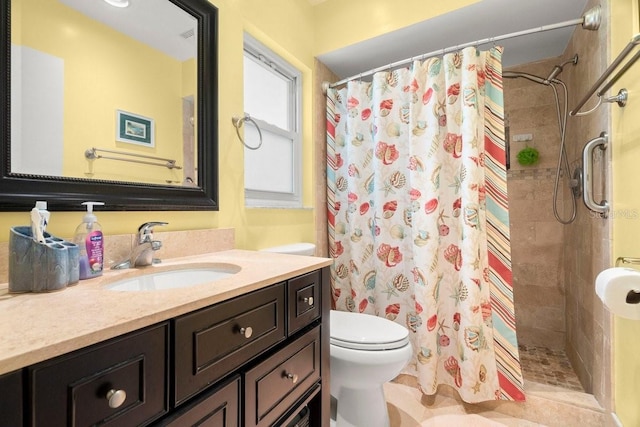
[74,202,105,280]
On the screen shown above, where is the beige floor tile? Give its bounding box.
[384,375,603,427]
[420,414,508,426]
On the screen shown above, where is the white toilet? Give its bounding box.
[330,310,412,427]
[260,242,316,256]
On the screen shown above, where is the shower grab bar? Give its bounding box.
[85,147,182,170]
[570,34,640,116]
[582,132,608,216]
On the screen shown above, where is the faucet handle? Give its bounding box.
[138,221,168,243]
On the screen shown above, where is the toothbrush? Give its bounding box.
[31,208,46,244]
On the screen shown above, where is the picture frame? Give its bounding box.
[116,110,155,147]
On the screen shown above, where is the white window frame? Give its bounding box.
[243,33,302,208]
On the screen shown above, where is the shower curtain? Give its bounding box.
[327,46,525,403]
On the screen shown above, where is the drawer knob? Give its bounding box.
[285,372,299,384]
[239,326,253,338]
[106,389,127,409]
[303,296,314,306]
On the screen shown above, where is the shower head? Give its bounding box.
[581,5,601,31]
[543,54,579,84]
[545,66,564,84]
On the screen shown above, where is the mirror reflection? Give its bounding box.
[11,0,198,186]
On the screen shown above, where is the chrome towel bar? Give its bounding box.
[571,34,640,116]
[85,147,182,170]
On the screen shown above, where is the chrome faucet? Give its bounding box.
[111,222,168,269]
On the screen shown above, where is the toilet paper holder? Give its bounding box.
[627,291,640,304]
[615,256,640,267]
[615,257,640,304]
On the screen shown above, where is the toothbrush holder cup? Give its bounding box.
[9,226,80,292]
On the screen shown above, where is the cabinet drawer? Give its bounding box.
[287,270,321,335]
[157,376,240,427]
[28,323,169,427]
[174,283,286,404]
[244,326,321,427]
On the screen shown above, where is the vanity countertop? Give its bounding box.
[0,249,332,375]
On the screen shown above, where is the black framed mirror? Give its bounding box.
[0,0,218,211]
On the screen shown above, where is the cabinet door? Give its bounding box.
[174,284,286,405]
[28,323,169,427]
[0,369,23,427]
[287,270,321,335]
[244,326,321,427]
[158,376,240,427]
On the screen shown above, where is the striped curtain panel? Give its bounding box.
[327,46,525,402]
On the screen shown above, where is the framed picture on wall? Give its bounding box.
[116,110,155,147]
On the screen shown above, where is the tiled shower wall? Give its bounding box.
[562,0,612,409]
[505,0,611,411]
[504,57,568,350]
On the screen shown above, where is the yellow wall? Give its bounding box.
[313,0,479,55]
[182,58,197,99]
[210,0,317,251]
[10,0,20,44]
[1,0,480,253]
[610,0,640,425]
[16,0,185,184]
[1,0,320,250]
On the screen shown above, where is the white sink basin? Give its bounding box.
[105,263,241,291]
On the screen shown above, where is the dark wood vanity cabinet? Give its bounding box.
[287,270,321,335]
[173,269,327,427]
[174,284,287,405]
[158,376,241,427]
[6,266,329,427]
[0,369,23,426]
[244,326,321,427]
[27,322,170,427]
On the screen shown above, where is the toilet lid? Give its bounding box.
[330,310,410,351]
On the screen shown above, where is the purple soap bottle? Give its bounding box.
[74,202,105,280]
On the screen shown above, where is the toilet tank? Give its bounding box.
[260,243,316,256]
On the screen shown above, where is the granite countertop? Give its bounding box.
[0,249,332,375]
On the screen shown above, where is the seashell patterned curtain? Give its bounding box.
[326,46,525,403]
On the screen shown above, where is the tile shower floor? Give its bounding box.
[518,344,584,392]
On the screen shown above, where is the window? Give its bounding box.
[243,34,302,207]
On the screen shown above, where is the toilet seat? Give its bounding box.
[330,310,410,351]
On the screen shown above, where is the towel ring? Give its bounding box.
[232,114,263,150]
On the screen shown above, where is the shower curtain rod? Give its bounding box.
[326,12,596,90]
